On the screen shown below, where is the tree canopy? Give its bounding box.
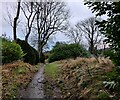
[84,1,120,65]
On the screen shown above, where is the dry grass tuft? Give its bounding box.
[2,60,39,99]
[59,57,114,99]
[62,57,114,73]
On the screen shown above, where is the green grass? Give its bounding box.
[45,62,59,78]
[44,61,62,97]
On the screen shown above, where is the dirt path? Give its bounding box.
[18,66,45,98]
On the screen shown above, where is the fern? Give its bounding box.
[103,81,118,89]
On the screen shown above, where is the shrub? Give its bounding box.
[104,67,120,99]
[44,51,50,60]
[48,43,90,63]
[103,49,120,66]
[2,39,24,64]
[97,47,120,66]
[16,39,39,65]
[110,51,120,66]
[97,91,111,100]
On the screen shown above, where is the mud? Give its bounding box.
[18,66,45,98]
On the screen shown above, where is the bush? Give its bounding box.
[103,49,120,66]
[97,91,111,100]
[105,67,120,99]
[48,43,90,63]
[97,47,120,66]
[44,51,50,60]
[16,39,39,65]
[111,51,120,66]
[2,39,24,64]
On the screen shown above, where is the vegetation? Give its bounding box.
[66,17,103,54]
[44,57,120,99]
[104,67,120,99]
[45,63,58,78]
[96,47,120,66]
[16,39,39,65]
[13,0,21,41]
[5,1,69,63]
[58,57,115,99]
[44,62,62,98]
[2,60,40,99]
[84,1,120,65]
[39,52,45,63]
[48,43,90,63]
[44,51,50,60]
[2,0,120,99]
[2,38,24,64]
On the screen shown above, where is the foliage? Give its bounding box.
[48,43,90,63]
[0,37,10,42]
[103,49,120,65]
[16,39,39,65]
[97,48,120,65]
[97,91,111,100]
[84,1,120,65]
[103,67,120,99]
[2,39,24,64]
[44,51,50,60]
[58,57,114,99]
[111,50,120,66]
[44,61,62,98]
[103,81,118,90]
[2,61,40,99]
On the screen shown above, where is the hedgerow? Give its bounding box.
[48,43,90,63]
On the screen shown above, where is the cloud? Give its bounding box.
[66,0,95,24]
[1,0,94,42]
[1,0,17,2]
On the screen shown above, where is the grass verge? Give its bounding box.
[44,61,63,98]
[45,62,58,78]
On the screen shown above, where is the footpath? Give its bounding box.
[18,66,45,98]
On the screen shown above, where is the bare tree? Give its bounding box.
[4,6,14,27]
[29,33,54,52]
[65,24,83,44]
[3,2,21,40]
[21,2,37,42]
[33,1,70,62]
[77,17,103,54]
[13,0,21,41]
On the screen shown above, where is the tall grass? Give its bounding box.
[59,57,115,99]
[2,60,40,99]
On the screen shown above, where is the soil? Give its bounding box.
[18,66,45,98]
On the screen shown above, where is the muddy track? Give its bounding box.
[18,66,45,98]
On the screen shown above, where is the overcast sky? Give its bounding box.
[1,0,95,43]
[55,0,95,43]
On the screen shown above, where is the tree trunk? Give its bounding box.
[25,32,30,42]
[38,34,45,63]
[90,40,94,54]
[13,0,21,41]
[38,45,45,63]
[13,18,17,40]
